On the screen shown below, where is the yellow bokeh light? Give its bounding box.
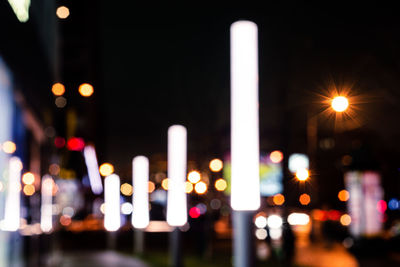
[148,181,155,193]
[100,203,105,214]
[270,151,283,163]
[22,172,35,185]
[194,181,207,194]
[338,189,350,202]
[299,193,311,205]
[56,6,70,19]
[161,178,169,190]
[209,159,223,172]
[187,171,201,184]
[331,96,349,112]
[99,163,114,176]
[214,178,227,191]
[120,183,133,196]
[79,83,94,97]
[23,184,35,196]
[51,83,65,96]
[273,194,285,205]
[185,181,193,193]
[2,141,16,154]
[295,168,309,181]
[340,214,351,226]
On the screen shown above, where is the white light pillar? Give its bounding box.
[230,20,260,267]
[166,125,187,267]
[83,145,103,195]
[2,157,22,231]
[230,20,260,211]
[40,175,53,233]
[166,125,187,226]
[104,174,121,232]
[132,156,150,229]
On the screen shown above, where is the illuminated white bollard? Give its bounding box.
[83,145,103,194]
[2,157,22,231]
[132,156,149,229]
[166,125,187,226]
[40,175,54,232]
[230,21,260,211]
[104,174,121,231]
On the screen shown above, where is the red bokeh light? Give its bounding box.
[327,210,341,221]
[66,137,85,151]
[377,200,387,213]
[54,137,66,148]
[189,207,201,219]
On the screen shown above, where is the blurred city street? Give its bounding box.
[1,2,400,267]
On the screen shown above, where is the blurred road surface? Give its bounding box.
[295,242,358,267]
[45,251,149,267]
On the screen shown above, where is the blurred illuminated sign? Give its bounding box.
[223,152,283,197]
[345,171,384,237]
[8,0,30,22]
[288,153,309,173]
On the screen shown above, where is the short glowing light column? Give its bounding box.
[166,125,187,226]
[132,156,150,228]
[40,175,54,232]
[104,174,121,231]
[132,156,150,255]
[2,157,22,231]
[166,125,187,267]
[230,20,260,267]
[83,145,103,194]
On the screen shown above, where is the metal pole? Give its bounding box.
[233,210,254,267]
[170,227,182,267]
[107,231,117,250]
[134,228,144,255]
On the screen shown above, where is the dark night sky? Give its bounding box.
[90,4,400,179]
[2,2,400,206]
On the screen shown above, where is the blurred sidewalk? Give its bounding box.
[295,242,358,267]
[45,251,149,267]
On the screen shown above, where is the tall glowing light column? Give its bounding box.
[230,20,260,267]
[2,157,22,231]
[40,175,54,232]
[167,125,187,267]
[132,156,150,229]
[104,174,121,231]
[230,20,260,211]
[166,125,187,226]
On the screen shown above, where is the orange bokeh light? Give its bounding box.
[2,141,16,154]
[185,181,193,193]
[79,83,94,97]
[22,172,35,185]
[340,214,351,226]
[161,178,169,190]
[299,193,311,205]
[60,215,72,226]
[23,184,35,196]
[270,150,283,163]
[338,190,349,202]
[273,194,285,205]
[148,181,155,193]
[214,178,227,191]
[52,83,65,96]
[209,159,223,172]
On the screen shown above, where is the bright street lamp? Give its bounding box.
[331,96,349,112]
